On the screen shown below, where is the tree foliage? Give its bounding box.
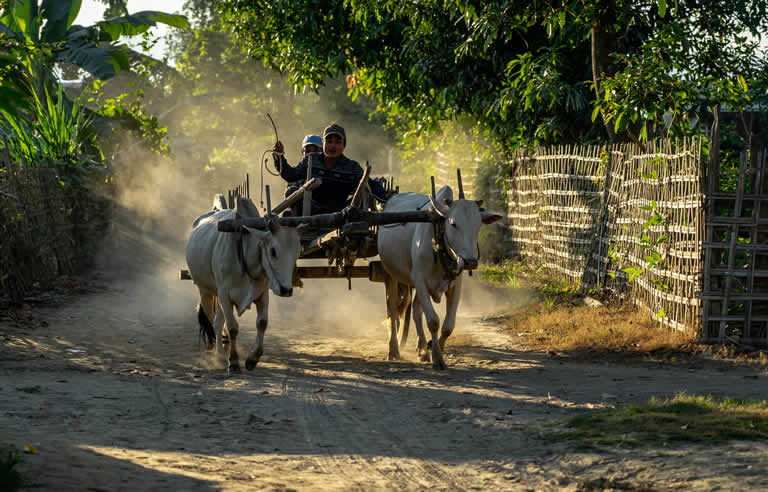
[219,0,768,149]
[0,0,188,170]
[162,0,394,185]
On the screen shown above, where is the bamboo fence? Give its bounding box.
[0,164,111,303]
[439,139,706,334]
[700,147,768,345]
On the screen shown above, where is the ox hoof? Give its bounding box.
[245,359,258,370]
[432,358,447,371]
[228,363,241,374]
[387,353,400,361]
[418,350,431,363]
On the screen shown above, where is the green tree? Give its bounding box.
[0,0,188,167]
[218,0,768,149]
[162,0,394,188]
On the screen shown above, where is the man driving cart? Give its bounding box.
[272,124,389,215]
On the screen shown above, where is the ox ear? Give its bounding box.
[480,211,504,224]
[435,185,454,205]
[429,195,450,218]
[475,199,484,208]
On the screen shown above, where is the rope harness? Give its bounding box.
[431,217,461,280]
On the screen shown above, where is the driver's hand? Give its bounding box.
[272,140,284,157]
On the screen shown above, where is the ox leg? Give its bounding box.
[415,286,446,370]
[217,291,241,374]
[411,295,430,362]
[398,284,412,350]
[212,306,228,367]
[439,276,462,351]
[384,276,401,360]
[245,294,268,370]
[198,292,217,351]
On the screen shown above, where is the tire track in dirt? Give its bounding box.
[302,369,431,490]
[280,370,396,490]
[277,341,467,491]
[312,380,465,491]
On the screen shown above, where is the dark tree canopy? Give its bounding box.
[218,0,768,150]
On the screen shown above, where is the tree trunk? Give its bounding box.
[590,15,627,143]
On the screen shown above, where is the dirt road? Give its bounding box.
[2,266,767,491]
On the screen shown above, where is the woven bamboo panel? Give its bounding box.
[701,148,768,344]
[0,167,77,302]
[495,139,704,333]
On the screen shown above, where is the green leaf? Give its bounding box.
[40,0,82,42]
[658,0,667,17]
[622,266,643,282]
[654,309,666,319]
[591,105,600,122]
[737,74,748,93]
[8,0,33,35]
[643,212,664,230]
[97,11,189,40]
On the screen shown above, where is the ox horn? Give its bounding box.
[265,184,272,216]
[431,176,436,201]
[429,176,448,218]
[457,168,465,200]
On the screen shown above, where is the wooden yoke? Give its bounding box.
[217,208,438,232]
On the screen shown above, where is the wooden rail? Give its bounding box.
[216,208,437,232]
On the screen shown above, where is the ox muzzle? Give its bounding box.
[277,286,293,297]
[458,257,478,271]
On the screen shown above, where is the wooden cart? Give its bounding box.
[180,166,441,288]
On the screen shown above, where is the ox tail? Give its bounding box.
[197,304,215,349]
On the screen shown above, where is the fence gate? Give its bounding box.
[702,147,768,345]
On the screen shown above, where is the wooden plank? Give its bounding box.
[272,178,321,215]
[703,241,768,251]
[718,151,748,340]
[709,267,768,277]
[745,150,763,340]
[303,153,314,216]
[296,265,370,279]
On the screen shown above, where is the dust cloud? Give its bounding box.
[85,83,522,356]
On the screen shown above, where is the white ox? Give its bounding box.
[377,186,502,369]
[185,201,301,373]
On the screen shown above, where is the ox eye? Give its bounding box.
[449,219,457,228]
[271,247,277,258]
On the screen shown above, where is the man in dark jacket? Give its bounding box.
[272,124,387,214]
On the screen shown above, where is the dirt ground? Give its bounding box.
[2,258,768,491]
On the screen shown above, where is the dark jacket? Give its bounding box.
[275,152,387,213]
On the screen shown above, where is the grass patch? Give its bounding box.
[480,259,768,364]
[0,445,23,492]
[547,393,768,448]
[507,303,693,357]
